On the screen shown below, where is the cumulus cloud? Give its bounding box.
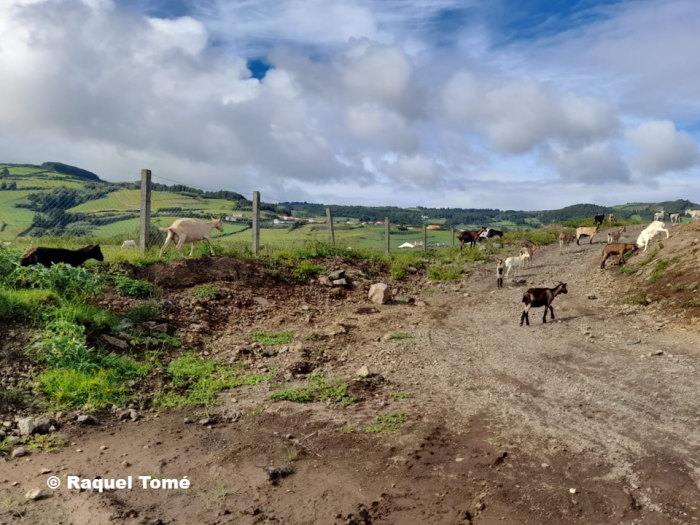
[345,104,418,152]
[625,120,699,177]
[542,142,630,183]
[442,71,618,154]
[379,154,444,188]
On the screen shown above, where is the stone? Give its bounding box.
[11,447,26,458]
[356,365,370,378]
[414,300,427,307]
[289,342,304,353]
[368,283,390,305]
[328,270,346,280]
[18,417,35,437]
[33,416,57,434]
[100,445,108,450]
[77,414,98,425]
[587,294,597,300]
[129,410,139,422]
[122,461,131,467]
[332,278,347,286]
[253,297,270,306]
[41,468,52,474]
[25,489,42,501]
[101,334,128,350]
[150,323,169,333]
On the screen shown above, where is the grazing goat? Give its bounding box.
[665,212,681,224]
[479,228,504,241]
[20,245,104,268]
[607,226,626,244]
[576,225,598,245]
[519,245,539,268]
[458,227,487,250]
[496,259,504,289]
[520,282,567,326]
[686,209,700,221]
[505,252,529,278]
[654,211,665,221]
[636,221,669,252]
[558,233,575,253]
[608,213,616,224]
[121,239,137,249]
[601,243,637,269]
[594,214,605,227]
[159,217,223,258]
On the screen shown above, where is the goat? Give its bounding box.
[594,214,605,227]
[608,213,616,224]
[458,227,487,250]
[558,233,575,254]
[505,251,529,278]
[479,228,504,241]
[496,259,504,289]
[519,245,539,268]
[159,217,223,258]
[686,209,700,221]
[654,211,665,221]
[607,226,626,244]
[601,243,638,269]
[121,240,137,249]
[20,245,104,268]
[665,212,681,224]
[576,225,598,245]
[636,221,669,252]
[520,282,567,326]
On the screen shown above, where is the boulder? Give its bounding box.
[368,283,390,305]
[18,417,35,437]
[12,447,26,458]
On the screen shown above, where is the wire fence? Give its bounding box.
[0,166,461,254]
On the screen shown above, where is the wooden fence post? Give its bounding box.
[252,191,260,255]
[385,217,390,256]
[326,207,335,244]
[451,228,455,247]
[423,224,427,252]
[139,169,151,256]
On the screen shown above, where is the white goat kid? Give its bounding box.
[654,211,665,221]
[121,240,137,249]
[159,217,224,258]
[505,252,530,278]
[686,209,700,221]
[636,221,669,252]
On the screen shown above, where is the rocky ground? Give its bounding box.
[2,222,700,524]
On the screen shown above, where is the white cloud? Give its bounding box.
[625,120,699,177]
[345,104,418,152]
[542,142,630,183]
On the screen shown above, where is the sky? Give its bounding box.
[0,0,699,210]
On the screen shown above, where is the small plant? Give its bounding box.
[291,260,327,283]
[21,434,66,452]
[619,266,638,275]
[639,248,660,266]
[339,423,354,434]
[269,374,354,405]
[9,263,103,298]
[0,439,12,456]
[285,446,298,462]
[626,293,651,305]
[363,412,405,434]
[428,264,462,282]
[116,277,155,298]
[191,284,220,299]
[421,288,439,294]
[252,331,293,346]
[688,282,698,291]
[647,259,670,284]
[388,392,413,399]
[127,301,159,323]
[216,476,228,499]
[390,332,412,340]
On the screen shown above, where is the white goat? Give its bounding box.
[636,221,669,252]
[121,240,137,249]
[505,252,530,278]
[159,217,223,258]
[686,209,700,221]
[654,211,665,221]
[607,226,626,244]
[665,212,681,224]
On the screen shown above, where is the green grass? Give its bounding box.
[38,368,131,410]
[0,439,12,456]
[9,263,103,299]
[269,374,354,405]
[427,264,462,282]
[363,412,405,433]
[390,332,412,340]
[127,301,159,323]
[191,284,220,299]
[388,392,413,399]
[290,260,327,283]
[153,356,272,408]
[688,282,698,291]
[626,293,651,305]
[0,288,59,322]
[20,434,66,453]
[251,331,293,346]
[619,266,638,275]
[115,277,156,298]
[639,248,660,266]
[646,259,671,284]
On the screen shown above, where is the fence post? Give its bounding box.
[139,169,151,256]
[252,191,260,255]
[451,227,455,247]
[326,207,335,244]
[423,224,427,252]
[385,217,390,256]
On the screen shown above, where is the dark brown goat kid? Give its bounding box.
[520,282,568,326]
[600,243,637,269]
[19,245,104,268]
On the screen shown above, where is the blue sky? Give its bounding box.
[0,0,698,209]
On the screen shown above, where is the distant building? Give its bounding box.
[427,225,441,230]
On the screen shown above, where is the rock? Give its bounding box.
[199,417,214,425]
[122,461,131,467]
[100,445,108,450]
[18,417,35,437]
[328,270,346,280]
[289,342,304,353]
[587,294,597,300]
[253,297,270,306]
[34,416,57,434]
[25,489,43,501]
[77,414,98,425]
[41,468,52,474]
[11,447,26,458]
[650,350,664,357]
[318,275,332,287]
[368,283,390,305]
[332,278,347,286]
[101,334,128,350]
[356,365,370,378]
[569,488,577,494]
[183,418,192,424]
[414,300,427,307]
[150,323,169,333]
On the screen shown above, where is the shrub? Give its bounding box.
[127,301,159,323]
[9,263,102,298]
[116,277,155,298]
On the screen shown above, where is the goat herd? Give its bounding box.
[13,211,699,328]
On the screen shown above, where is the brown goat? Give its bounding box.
[521,282,568,326]
[600,243,637,269]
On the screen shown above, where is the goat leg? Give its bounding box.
[549,305,555,320]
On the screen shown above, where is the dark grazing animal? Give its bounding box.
[478,228,504,241]
[601,243,637,269]
[520,282,568,326]
[19,245,104,268]
[594,213,605,228]
[496,259,504,289]
[457,227,487,250]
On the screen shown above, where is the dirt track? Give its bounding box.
[3,224,700,524]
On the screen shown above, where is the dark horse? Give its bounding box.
[478,228,504,241]
[458,227,487,250]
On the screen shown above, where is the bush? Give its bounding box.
[9,263,102,298]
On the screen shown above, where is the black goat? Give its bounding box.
[594,213,605,228]
[19,245,104,268]
[520,282,568,326]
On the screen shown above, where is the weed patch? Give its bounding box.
[20,434,66,453]
[9,264,102,298]
[363,412,405,433]
[647,259,670,284]
[127,301,159,323]
[290,260,327,283]
[388,392,413,399]
[390,332,412,340]
[269,374,354,405]
[252,331,293,346]
[191,284,220,299]
[626,293,651,305]
[428,264,462,282]
[116,277,156,298]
